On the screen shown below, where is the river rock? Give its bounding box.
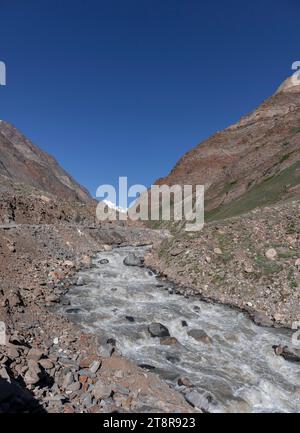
[187,329,212,344]
[62,372,74,389]
[123,253,144,267]
[27,359,41,373]
[24,369,41,386]
[213,248,223,255]
[67,381,81,392]
[27,348,44,362]
[81,255,92,266]
[39,359,54,370]
[97,343,114,358]
[273,345,300,363]
[160,337,178,345]
[252,311,274,327]
[170,248,184,257]
[93,381,112,400]
[45,294,60,303]
[148,323,170,338]
[7,345,20,360]
[9,290,23,308]
[66,308,82,314]
[185,390,209,411]
[76,276,86,286]
[89,360,101,374]
[63,260,75,268]
[178,377,193,387]
[166,355,180,363]
[265,248,277,260]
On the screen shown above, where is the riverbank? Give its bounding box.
[1,210,299,412]
[0,224,191,412]
[146,199,300,329]
[59,245,300,413]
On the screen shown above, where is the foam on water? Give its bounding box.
[61,246,300,413]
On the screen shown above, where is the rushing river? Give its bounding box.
[61,246,300,413]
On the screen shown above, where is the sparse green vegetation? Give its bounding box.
[279,153,291,163]
[287,269,298,288]
[278,251,296,259]
[223,179,238,194]
[206,161,300,222]
[291,126,300,134]
[254,254,283,276]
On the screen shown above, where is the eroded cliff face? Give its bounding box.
[155,76,300,220]
[0,120,92,203]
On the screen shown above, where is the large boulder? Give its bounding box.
[123,253,144,267]
[273,345,300,363]
[148,323,170,338]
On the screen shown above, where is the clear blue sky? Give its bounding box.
[0,0,299,199]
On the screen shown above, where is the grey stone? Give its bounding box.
[67,381,81,392]
[58,357,79,369]
[62,372,74,389]
[27,348,44,361]
[81,393,93,408]
[89,360,101,374]
[148,322,170,338]
[123,253,144,267]
[39,359,54,370]
[97,344,113,358]
[93,381,112,400]
[7,345,20,360]
[24,369,40,385]
[27,359,41,374]
[252,312,274,327]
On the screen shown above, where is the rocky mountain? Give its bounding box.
[0,120,92,203]
[146,75,300,331]
[155,75,300,221]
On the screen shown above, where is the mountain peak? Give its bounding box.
[154,75,300,221]
[275,74,300,95]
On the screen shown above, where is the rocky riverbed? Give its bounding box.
[61,246,300,413]
[0,225,192,413]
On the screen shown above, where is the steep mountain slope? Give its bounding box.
[155,75,300,221]
[0,120,91,203]
[146,75,300,329]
